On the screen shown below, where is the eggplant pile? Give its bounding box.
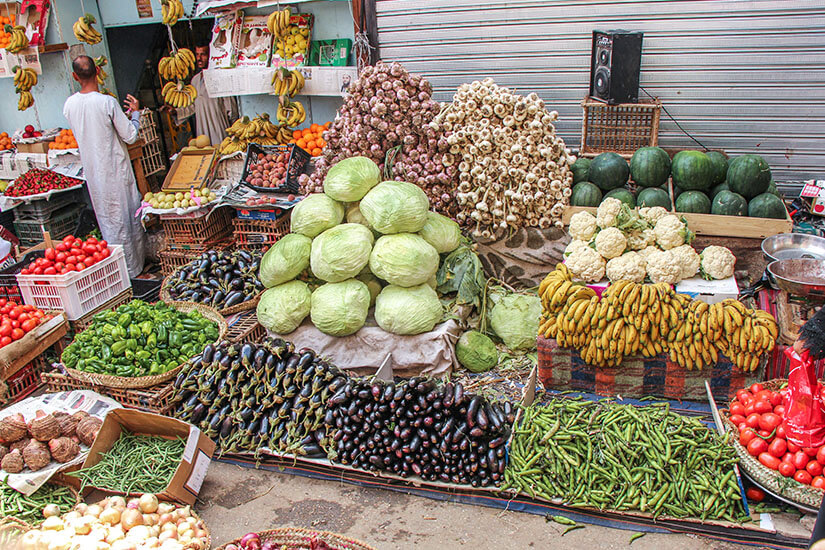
[327,377,514,487]
[171,339,345,458]
[165,249,264,310]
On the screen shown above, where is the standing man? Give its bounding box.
[63,55,146,277]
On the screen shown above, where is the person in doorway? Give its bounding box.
[62,55,146,277]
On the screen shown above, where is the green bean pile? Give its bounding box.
[0,479,77,524]
[504,399,748,522]
[69,432,185,495]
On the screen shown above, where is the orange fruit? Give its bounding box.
[301,128,313,138]
[292,130,302,139]
[310,123,320,132]
[311,148,322,156]
[304,140,316,150]
[316,138,326,148]
[296,139,307,149]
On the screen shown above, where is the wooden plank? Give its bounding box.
[38,43,68,54]
[0,313,68,381]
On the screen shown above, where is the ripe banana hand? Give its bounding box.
[266,8,291,38]
[5,25,29,53]
[17,90,33,111]
[158,48,195,81]
[271,69,306,97]
[73,14,102,45]
[162,80,196,108]
[161,0,184,26]
[12,66,37,91]
[276,99,306,127]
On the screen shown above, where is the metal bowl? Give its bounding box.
[767,259,825,300]
[761,233,825,263]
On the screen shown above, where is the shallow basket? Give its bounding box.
[214,528,376,550]
[159,273,261,317]
[64,302,228,389]
[3,481,80,527]
[723,378,825,509]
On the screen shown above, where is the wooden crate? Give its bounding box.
[41,372,175,414]
[579,96,661,159]
[225,310,265,343]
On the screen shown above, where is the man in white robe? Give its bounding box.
[63,55,146,277]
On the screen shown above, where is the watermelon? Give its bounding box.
[727,154,771,199]
[748,193,787,219]
[671,184,684,199]
[671,150,713,191]
[589,152,630,191]
[706,151,729,185]
[767,180,781,197]
[603,188,635,207]
[570,182,602,207]
[709,182,729,199]
[630,147,671,188]
[571,158,592,184]
[711,190,747,217]
[636,187,671,208]
[675,191,711,214]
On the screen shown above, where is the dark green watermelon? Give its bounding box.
[675,190,711,213]
[710,182,729,199]
[671,150,713,191]
[570,182,602,207]
[571,158,592,184]
[671,184,684,199]
[630,147,671,188]
[711,190,747,217]
[727,154,771,199]
[767,180,781,197]
[636,187,671,208]
[589,152,630,191]
[604,188,635,207]
[705,151,729,186]
[748,193,787,219]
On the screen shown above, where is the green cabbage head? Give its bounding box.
[310,223,374,283]
[346,203,370,227]
[356,272,382,307]
[310,279,370,336]
[256,280,311,334]
[374,284,443,335]
[419,212,461,254]
[291,194,344,238]
[323,156,381,202]
[359,181,429,234]
[259,233,311,288]
[490,293,542,351]
[456,330,498,372]
[369,233,439,287]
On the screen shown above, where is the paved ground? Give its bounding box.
[196,461,779,550]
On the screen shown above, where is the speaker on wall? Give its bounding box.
[589,30,643,104]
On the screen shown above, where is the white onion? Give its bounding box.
[139,494,159,514]
[99,507,121,526]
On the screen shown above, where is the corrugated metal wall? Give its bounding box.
[375,0,825,183]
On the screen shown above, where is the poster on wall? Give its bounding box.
[135,0,153,18]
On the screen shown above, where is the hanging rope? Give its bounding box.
[49,0,77,95]
[166,24,179,54]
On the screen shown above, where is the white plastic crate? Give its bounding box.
[141,138,165,177]
[16,245,132,320]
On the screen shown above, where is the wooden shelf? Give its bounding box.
[38,43,68,54]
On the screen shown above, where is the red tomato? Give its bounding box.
[730,402,745,416]
[759,452,781,470]
[17,313,28,323]
[793,451,810,470]
[807,447,821,457]
[69,247,82,257]
[746,413,761,429]
[779,461,796,477]
[758,429,773,439]
[770,392,783,407]
[82,243,96,255]
[740,428,758,446]
[759,413,782,432]
[20,319,36,332]
[76,262,86,270]
[86,237,98,245]
[59,269,69,275]
[65,263,76,272]
[745,487,765,502]
[817,447,825,466]
[92,252,102,263]
[10,328,23,340]
[99,240,107,248]
[55,252,67,262]
[65,255,77,265]
[730,414,747,426]
[11,320,18,329]
[55,243,68,252]
[776,424,787,439]
[774,405,786,416]
[0,336,9,346]
[73,239,82,249]
[62,234,74,243]
[783,452,794,464]
[748,438,769,457]
[44,248,55,260]
[0,324,11,338]
[20,269,30,275]
[808,460,824,477]
[54,262,64,271]
[8,308,20,320]
[0,299,6,307]
[789,441,801,453]
[755,400,773,414]
[795,470,814,485]
[768,438,788,458]
[750,383,765,394]
[100,248,110,258]
[744,402,757,416]
[814,477,825,490]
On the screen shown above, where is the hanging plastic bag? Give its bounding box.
[782,346,825,448]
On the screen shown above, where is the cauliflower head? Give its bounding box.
[565,246,606,283]
[654,215,694,250]
[669,244,701,280]
[606,251,646,283]
[627,228,656,251]
[564,239,589,257]
[646,249,682,285]
[640,206,669,226]
[700,245,736,280]
[637,246,659,265]
[569,211,598,241]
[596,198,623,229]
[594,227,627,260]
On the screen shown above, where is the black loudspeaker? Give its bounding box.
[589,30,643,104]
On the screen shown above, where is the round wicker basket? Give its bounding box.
[64,302,228,389]
[723,378,825,509]
[2,481,80,527]
[160,274,262,317]
[214,528,377,550]
[0,516,30,547]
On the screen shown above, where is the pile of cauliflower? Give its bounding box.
[565,198,735,284]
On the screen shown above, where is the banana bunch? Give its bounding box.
[276,99,306,127]
[5,25,28,53]
[162,80,197,108]
[158,48,195,81]
[161,0,185,26]
[73,14,102,45]
[271,68,305,97]
[266,7,291,38]
[17,90,33,111]
[12,66,37,92]
[219,114,291,156]
[94,56,108,86]
[217,135,246,156]
[712,299,778,372]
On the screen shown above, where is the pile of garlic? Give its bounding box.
[17,494,208,550]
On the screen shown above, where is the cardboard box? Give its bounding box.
[210,10,243,69]
[236,14,273,68]
[675,275,739,305]
[309,39,352,66]
[162,148,218,192]
[16,140,51,154]
[78,409,215,504]
[19,0,49,47]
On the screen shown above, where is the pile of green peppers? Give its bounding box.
[61,300,220,378]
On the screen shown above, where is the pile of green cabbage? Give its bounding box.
[256,156,463,337]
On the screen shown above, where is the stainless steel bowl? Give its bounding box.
[767,259,825,301]
[762,233,825,263]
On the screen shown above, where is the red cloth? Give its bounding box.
[782,347,825,448]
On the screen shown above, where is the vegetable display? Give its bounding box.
[4,169,83,197]
[505,399,748,522]
[163,249,264,311]
[538,264,778,370]
[327,377,513,487]
[244,150,291,189]
[0,478,77,525]
[0,300,48,349]
[172,340,345,458]
[0,411,98,474]
[143,188,217,210]
[61,300,220,378]
[21,235,111,276]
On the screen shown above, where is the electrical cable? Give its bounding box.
[640,85,708,151]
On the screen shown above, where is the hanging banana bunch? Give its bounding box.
[271,68,304,98]
[73,14,102,45]
[158,48,194,81]
[276,99,306,127]
[12,66,37,91]
[162,80,197,108]
[161,0,185,26]
[17,90,33,111]
[94,56,108,86]
[5,24,28,53]
[266,7,291,38]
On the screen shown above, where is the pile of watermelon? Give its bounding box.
[570,148,787,219]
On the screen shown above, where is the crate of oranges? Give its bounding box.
[289,122,330,157]
[0,132,12,152]
[49,129,78,150]
[0,13,16,50]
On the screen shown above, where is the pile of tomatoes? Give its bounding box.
[0,300,47,348]
[731,383,825,489]
[20,235,111,276]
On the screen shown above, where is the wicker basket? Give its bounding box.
[0,516,30,546]
[214,528,376,550]
[723,378,825,509]
[159,273,261,317]
[64,302,228,389]
[2,481,81,527]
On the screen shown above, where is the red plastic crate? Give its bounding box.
[3,357,50,405]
